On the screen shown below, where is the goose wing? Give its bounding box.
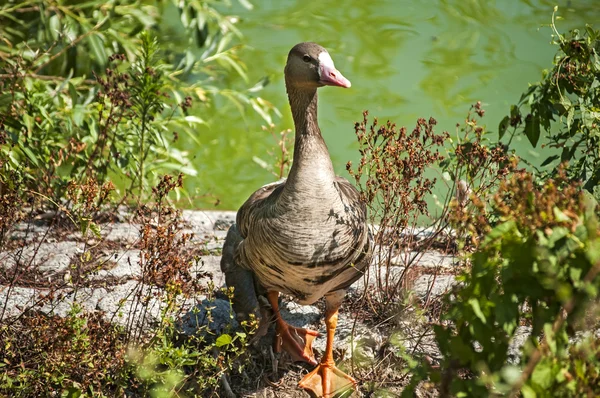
[237,179,286,239]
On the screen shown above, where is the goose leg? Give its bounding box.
[299,291,356,397]
[267,291,319,366]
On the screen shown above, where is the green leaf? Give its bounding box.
[553,207,571,223]
[499,116,510,140]
[531,359,553,389]
[89,222,101,239]
[87,33,107,67]
[524,113,541,147]
[238,0,254,10]
[543,323,557,354]
[247,76,270,93]
[21,146,40,167]
[521,385,537,398]
[49,14,61,41]
[468,298,486,323]
[184,115,206,125]
[215,334,233,347]
[540,155,559,167]
[484,220,517,244]
[566,106,575,129]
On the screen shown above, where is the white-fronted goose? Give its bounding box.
[221,42,372,397]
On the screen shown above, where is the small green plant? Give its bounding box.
[0,304,130,396]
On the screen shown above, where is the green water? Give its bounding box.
[181,0,600,210]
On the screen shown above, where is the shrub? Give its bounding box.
[500,9,600,195]
[404,168,600,397]
[0,0,276,208]
[347,112,448,319]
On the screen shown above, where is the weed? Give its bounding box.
[347,111,449,321]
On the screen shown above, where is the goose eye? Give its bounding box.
[302,55,311,63]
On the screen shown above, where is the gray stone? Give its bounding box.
[204,211,236,230]
[101,223,142,244]
[181,210,236,235]
[0,286,38,319]
[413,274,457,299]
[7,222,51,242]
[192,255,225,286]
[1,241,81,275]
[280,301,321,328]
[390,319,440,359]
[90,250,142,280]
[0,285,103,320]
[392,251,455,269]
[181,210,215,234]
[179,298,238,335]
[350,264,406,294]
[507,326,532,364]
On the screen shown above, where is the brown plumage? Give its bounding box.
[221,42,372,397]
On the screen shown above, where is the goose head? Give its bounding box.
[284,42,351,90]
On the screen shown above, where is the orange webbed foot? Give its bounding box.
[274,323,320,366]
[298,361,357,397]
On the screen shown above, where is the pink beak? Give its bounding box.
[319,64,351,88]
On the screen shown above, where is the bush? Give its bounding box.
[0,0,275,208]
[500,9,600,195]
[403,169,600,396]
[400,13,600,397]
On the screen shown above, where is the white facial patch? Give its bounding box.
[318,51,336,76]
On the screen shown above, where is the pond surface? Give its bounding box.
[181,0,599,210]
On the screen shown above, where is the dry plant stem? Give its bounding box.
[508,260,600,397]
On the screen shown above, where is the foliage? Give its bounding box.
[500,9,600,194]
[0,0,275,207]
[0,305,130,396]
[404,169,600,397]
[0,175,257,397]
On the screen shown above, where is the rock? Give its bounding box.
[204,211,236,230]
[93,281,164,329]
[507,326,532,364]
[1,241,81,275]
[192,255,226,286]
[181,210,216,235]
[7,221,51,243]
[101,223,142,244]
[391,251,455,269]
[280,301,321,328]
[349,265,406,294]
[181,210,236,235]
[0,286,39,319]
[179,298,238,335]
[413,274,457,300]
[90,250,142,280]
